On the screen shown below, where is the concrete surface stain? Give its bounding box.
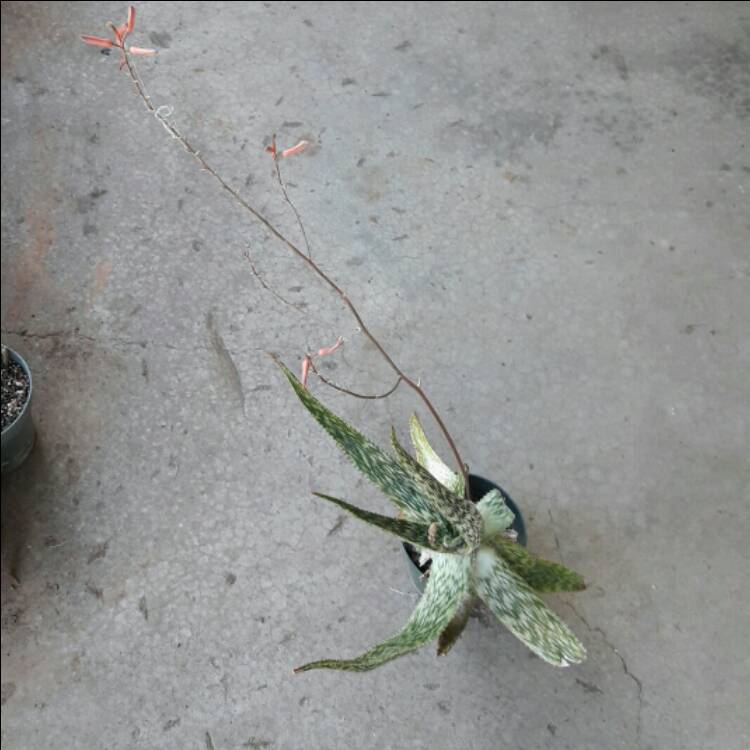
[576,678,604,695]
[6,191,56,327]
[206,310,245,409]
[87,539,110,565]
[1,682,17,706]
[443,110,562,160]
[85,582,103,600]
[243,738,272,749]
[76,188,107,214]
[591,44,630,81]
[0,3,54,77]
[149,31,172,48]
[163,717,181,732]
[326,514,347,536]
[89,259,113,307]
[668,33,750,118]
[65,456,81,487]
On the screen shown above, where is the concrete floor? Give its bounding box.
[1,2,748,748]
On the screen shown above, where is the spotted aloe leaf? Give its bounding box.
[436,595,475,656]
[274,358,435,523]
[490,536,586,593]
[477,489,515,536]
[409,413,464,495]
[391,428,483,551]
[474,548,586,667]
[311,492,467,554]
[295,554,471,672]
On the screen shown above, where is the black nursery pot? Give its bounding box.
[1,347,35,474]
[402,474,527,594]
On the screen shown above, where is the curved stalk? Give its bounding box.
[121,52,470,497]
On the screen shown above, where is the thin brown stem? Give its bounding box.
[308,359,403,400]
[120,52,471,497]
[271,136,313,259]
[242,251,306,314]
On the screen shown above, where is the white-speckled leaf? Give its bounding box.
[275,358,435,523]
[409,413,465,495]
[295,554,471,672]
[477,489,515,537]
[391,428,483,551]
[311,492,467,554]
[490,536,586,592]
[474,548,586,667]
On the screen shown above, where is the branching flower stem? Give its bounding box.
[270,134,313,259]
[120,52,471,497]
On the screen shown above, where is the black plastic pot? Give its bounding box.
[1,347,35,474]
[402,474,527,594]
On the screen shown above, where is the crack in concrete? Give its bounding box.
[567,601,644,748]
[547,507,565,564]
[547,506,644,747]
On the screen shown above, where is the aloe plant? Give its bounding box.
[275,359,587,672]
[79,3,587,676]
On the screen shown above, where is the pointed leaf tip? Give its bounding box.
[409,413,464,496]
[491,536,586,592]
[475,548,586,667]
[477,489,515,537]
[273,357,436,523]
[311,492,465,554]
[293,554,471,671]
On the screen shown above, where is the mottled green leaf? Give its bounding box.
[294,554,471,672]
[437,595,475,656]
[490,536,586,592]
[474,548,586,667]
[477,489,515,537]
[409,413,464,495]
[274,358,435,523]
[391,428,482,551]
[312,492,467,554]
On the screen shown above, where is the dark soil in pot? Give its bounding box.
[1,358,30,431]
[1,347,35,473]
[403,474,527,593]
